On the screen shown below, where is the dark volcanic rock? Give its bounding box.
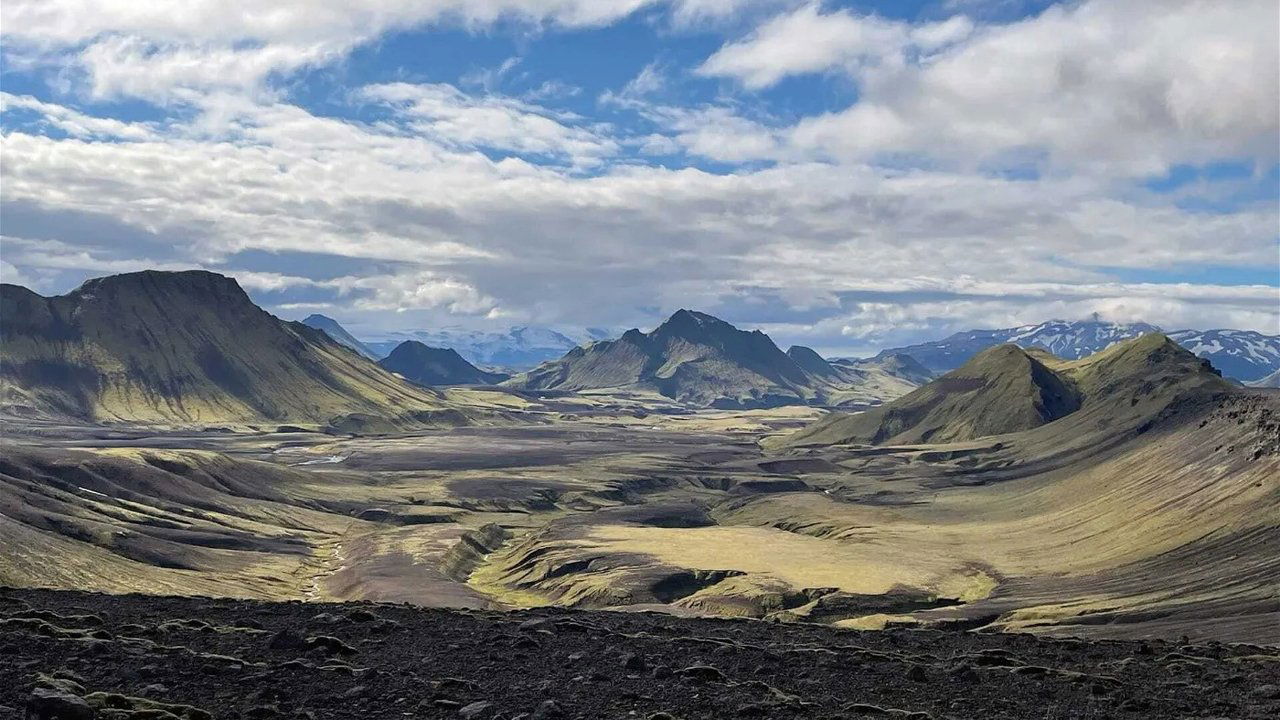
[26,687,94,720]
[0,588,1276,720]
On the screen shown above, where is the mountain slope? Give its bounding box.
[301,314,377,359]
[0,271,470,427]
[778,333,1230,448]
[875,318,1278,381]
[378,341,509,386]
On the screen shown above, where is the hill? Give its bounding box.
[300,314,377,359]
[777,333,1230,448]
[506,310,926,409]
[378,340,509,386]
[0,271,472,428]
[876,318,1278,381]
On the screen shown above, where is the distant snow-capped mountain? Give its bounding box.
[876,318,1160,372]
[364,326,588,370]
[876,318,1279,382]
[1002,319,1163,359]
[1167,329,1280,383]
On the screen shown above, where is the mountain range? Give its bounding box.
[505,309,928,409]
[0,271,471,429]
[363,326,610,370]
[875,317,1279,382]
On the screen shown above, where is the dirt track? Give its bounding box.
[4,587,1277,720]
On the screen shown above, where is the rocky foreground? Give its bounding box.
[2,589,1277,719]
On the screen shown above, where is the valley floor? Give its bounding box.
[1,389,1277,656]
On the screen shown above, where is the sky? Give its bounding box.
[1,0,1277,356]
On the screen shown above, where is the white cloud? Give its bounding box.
[0,259,37,288]
[1,1,1275,350]
[698,0,1278,177]
[0,1,770,102]
[339,271,498,314]
[0,92,156,139]
[2,96,1274,342]
[362,82,618,166]
[787,0,1279,174]
[698,3,970,89]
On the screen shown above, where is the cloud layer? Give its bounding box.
[1,0,1276,353]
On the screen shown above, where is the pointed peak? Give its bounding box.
[655,309,737,338]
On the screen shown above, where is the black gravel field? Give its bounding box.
[3,588,1277,720]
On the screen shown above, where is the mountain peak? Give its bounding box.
[659,308,723,330]
[787,345,836,377]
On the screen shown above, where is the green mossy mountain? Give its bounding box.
[378,340,509,386]
[776,334,1231,448]
[0,270,471,427]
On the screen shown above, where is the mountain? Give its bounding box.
[875,317,1279,382]
[1166,329,1280,382]
[507,310,810,408]
[0,271,470,428]
[378,341,510,386]
[365,326,584,370]
[1246,368,1280,388]
[777,333,1230,448]
[506,310,927,409]
[300,314,377,359]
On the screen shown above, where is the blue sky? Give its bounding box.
[1,0,1276,355]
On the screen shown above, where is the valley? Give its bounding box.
[4,374,1276,645]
